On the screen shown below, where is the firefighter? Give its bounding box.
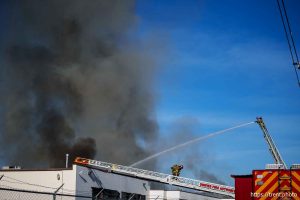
[171,164,183,177]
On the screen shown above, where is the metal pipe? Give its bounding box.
[128,194,136,200]
[66,154,69,168]
[53,183,64,200]
[95,188,104,198]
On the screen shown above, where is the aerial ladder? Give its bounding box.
[256,117,287,169]
[74,157,235,198]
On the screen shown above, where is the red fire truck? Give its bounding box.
[232,118,300,200]
[233,165,300,200]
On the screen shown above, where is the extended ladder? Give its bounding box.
[256,117,287,169]
[74,157,235,198]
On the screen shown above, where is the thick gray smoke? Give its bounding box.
[0,0,158,168]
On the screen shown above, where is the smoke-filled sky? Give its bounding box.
[0,0,158,169]
[1,0,300,186]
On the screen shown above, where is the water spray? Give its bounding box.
[130,121,255,167]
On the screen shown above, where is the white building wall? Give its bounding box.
[74,165,150,199]
[0,168,77,200]
[148,190,166,200]
[165,191,181,199]
[0,165,150,199]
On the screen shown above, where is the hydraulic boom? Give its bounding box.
[74,157,235,197]
[256,117,287,169]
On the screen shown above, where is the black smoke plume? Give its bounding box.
[0,0,158,168]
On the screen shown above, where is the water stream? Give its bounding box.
[130,121,255,167]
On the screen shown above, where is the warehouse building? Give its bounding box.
[0,157,234,200]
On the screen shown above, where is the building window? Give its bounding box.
[92,187,120,200]
[121,192,146,200]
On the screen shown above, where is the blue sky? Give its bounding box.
[135,0,300,184]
